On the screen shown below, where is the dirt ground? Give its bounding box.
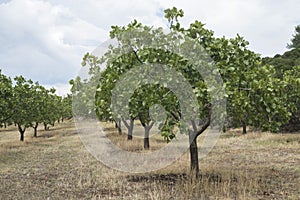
[0,120,299,199]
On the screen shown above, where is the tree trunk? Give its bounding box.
[243,124,247,134]
[4,123,6,128]
[33,123,38,137]
[140,120,154,150]
[144,137,149,149]
[242,120,247,134]
[123,119,134,140]
[143,125,151,149]
[189,131,199,177]
[20,132,24,141]
[222,125,226,133]
[44,123,48,131]
[128,132,133,140]
[115,119,122,135]
[188,119,210,177]
[17,124,26,141]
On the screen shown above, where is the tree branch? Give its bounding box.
[131,47,144,64]
[196,119,210,137]
[122,119,130,129]
[149,121,155,129]
[170,111,180,121]
[191,119,198,133]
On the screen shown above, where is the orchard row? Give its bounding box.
[0,72,72,141]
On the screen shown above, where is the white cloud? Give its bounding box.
[157,0,300,56]
[0,0,165,95]
[47,0,165,29]
[0,0,107,86]
[0,0,299,96]
[44,83,71,97]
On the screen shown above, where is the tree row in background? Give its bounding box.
[0,71,73,141]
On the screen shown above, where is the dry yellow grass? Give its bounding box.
[0,120,299,199]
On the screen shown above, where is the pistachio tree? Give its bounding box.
[31,85,60,136]
[30,83,48,137]
[0,70,13,127]
[11,76,36,141]
[281,65,300,131]
[78,7,294,175]
[61,94,73,122]
[42,90,61,131]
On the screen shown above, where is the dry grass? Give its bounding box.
[0,120,299,199]
[102,121,168,152]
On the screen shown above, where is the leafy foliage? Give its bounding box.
[262,25,300,131]
[0,70,13,127]
[0,72,72,141]
[11,76,38,140]
[287,25,300,49]
[281,65,300,132]
[68,7,300,176]
[75,7,300,175]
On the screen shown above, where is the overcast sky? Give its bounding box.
[0,0,299,95]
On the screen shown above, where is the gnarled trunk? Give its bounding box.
[142,121,154,150]
[17,124,26,141]
[189,119,210,177]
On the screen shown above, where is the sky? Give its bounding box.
[0,0,299,96]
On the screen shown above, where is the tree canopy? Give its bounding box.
[72,7,300,175]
